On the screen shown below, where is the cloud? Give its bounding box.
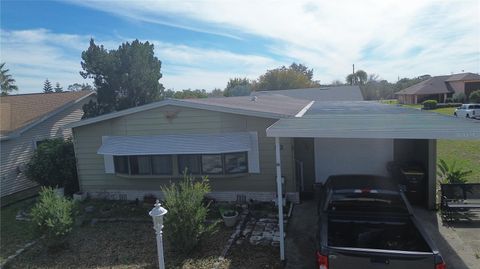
[0,29,281,93]
[67,0,480,82]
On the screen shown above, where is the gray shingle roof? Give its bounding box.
[445,73,480,82]
[252,86,363,101]
[183,94,312,117]
[395,76,452,95]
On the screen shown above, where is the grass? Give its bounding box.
[0,198,38,263]
[437,140,480,183]
[382,101,479,182]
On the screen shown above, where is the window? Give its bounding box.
[224,152,248,174]
[202,154,223,174]
[114,156,129,174]
[178,152,248,175]
[129,156,151,175]
[152,155,173,175]
[114,155,172,175]
[178,155,201,174]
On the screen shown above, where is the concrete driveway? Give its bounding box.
[413,207,480,269]
[284,200,479,269]
[285,200,317,269]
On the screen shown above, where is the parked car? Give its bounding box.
[454,104,480,119]
[315,175,446,269]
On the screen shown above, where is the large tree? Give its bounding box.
[54,82,63,92]
[254,63,319,91]
[224,77,252,96]
[346,70,368,85]
[0,63,18,96]
[80,39,164,118]
[43,79,53,93]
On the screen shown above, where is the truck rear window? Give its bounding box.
[328,192,408,213]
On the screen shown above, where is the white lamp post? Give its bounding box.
[149,200,168,269]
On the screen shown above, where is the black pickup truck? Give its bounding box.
[316,175,446,269]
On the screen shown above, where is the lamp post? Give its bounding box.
[149,200,168,269]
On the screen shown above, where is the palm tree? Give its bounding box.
[1,63,19,96]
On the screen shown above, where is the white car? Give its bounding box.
[454,104,480,119]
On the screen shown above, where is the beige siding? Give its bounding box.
[73,105,296,196]
[0,97,92,197]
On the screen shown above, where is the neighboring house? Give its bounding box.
[395,72,480,104]
[0,91,94,203]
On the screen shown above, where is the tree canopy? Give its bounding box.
[346,70,368,85]
[254,63,319,91]
[43,79,53,93]
[163,89,208,99]
[54,82,63,93]
[224,77,252,96]
[67,83,94,92]
[80,39,164,118]
[0,63,18,96]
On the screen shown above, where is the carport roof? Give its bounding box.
[266,101,480,140]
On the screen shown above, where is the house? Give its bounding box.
[395,72,480,104]
[65,86,479,260]
[0,91,94,203]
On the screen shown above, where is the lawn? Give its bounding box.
[438,140,480,183]
[382,101,478,182]
[5,200,283,269]
[0,198,38,264]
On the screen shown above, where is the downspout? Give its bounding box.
[275,137,285,260]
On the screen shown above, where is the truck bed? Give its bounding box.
[328,215,431,252]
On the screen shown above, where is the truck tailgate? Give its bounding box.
[328,247,435,269]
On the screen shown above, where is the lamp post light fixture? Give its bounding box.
[149,200,168,269]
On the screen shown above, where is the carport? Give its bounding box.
[266,101,480,260]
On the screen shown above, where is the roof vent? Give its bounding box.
[251,96,258,102]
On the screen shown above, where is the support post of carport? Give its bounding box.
[275,137,285,261]
[427,139,437,210]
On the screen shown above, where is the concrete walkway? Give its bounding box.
[285,200,317,269]
[413,207,480,269]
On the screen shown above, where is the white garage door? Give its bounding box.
[314,138,394,183]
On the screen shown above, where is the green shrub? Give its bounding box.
[469,90,480,103]
[31,187,75,248]
[422,99,437,110]
[161,172,217,253]
[26,138,78,196]
[437,159,472,184]
[453,92,466,103]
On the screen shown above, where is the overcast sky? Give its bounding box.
[1,0,479,94]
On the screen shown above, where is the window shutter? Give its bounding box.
[102,136,115,174]
[248,132,260,173]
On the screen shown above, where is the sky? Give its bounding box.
[1,0,479,94]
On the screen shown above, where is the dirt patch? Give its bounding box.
[7,222,232,269]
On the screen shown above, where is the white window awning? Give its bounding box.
[97,132,254,156]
